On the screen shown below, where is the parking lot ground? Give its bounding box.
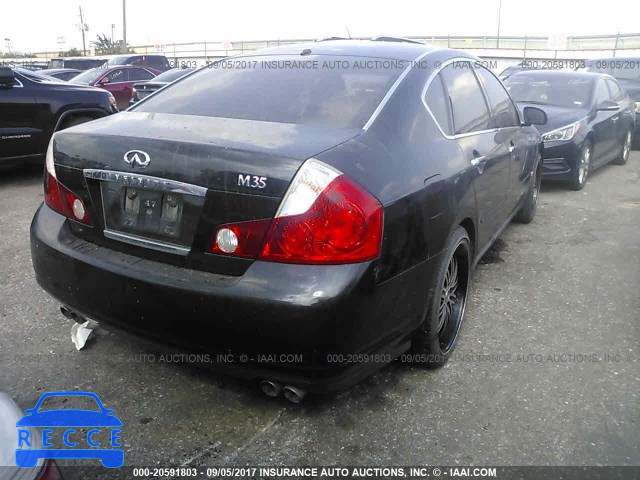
[0,154,639,478]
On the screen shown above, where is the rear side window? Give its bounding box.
[439,61,491,134]
[147,56,170,70]
[605,79,624,101]
[475,66,520,128]
[134,55,405,129]
[424,74,453,136]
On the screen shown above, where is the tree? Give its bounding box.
[91,34,121,55]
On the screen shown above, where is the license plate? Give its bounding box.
[101,183,183,240]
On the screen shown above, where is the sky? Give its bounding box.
[2,0,639,54]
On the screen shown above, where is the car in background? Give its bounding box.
[102,54,171,74]
[38,68,82,81]
[0,392,63,479]
[69,65,156,110]
[48,57,106,71]
[30,40,547,400]
[505,70,635,190]
[499,61,562,81]
[581,57,640,148]
[0,67,117,167]
[129,67,194,105]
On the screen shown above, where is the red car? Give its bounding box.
[70,65,156,110]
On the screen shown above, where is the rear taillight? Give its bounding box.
[44,137,91,225]
[210,159,383,264]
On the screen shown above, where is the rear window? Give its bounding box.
[152,68,193,82]
[134,55,405,129]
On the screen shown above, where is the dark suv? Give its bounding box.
[103,55,171,74]
[0,67,118,167]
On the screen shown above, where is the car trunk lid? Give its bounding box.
[51,112,361,274]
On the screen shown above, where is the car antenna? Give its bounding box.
[345,27,352,39]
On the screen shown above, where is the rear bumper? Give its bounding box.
[31,204,430,393]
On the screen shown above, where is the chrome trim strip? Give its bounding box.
[420,57,504,140]
[5,77,24,88]
[83,169,207,197]
[103,229,191,256]
[362,50,433,131]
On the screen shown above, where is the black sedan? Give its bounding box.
[505,70,636,190]
[129,67,194,106]
[581,57,640,148]
[30,40,546,400]
[38,68,82,81]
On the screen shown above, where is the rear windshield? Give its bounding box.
[152,68,193,83]
[504,74,594,109]
[134,55,405,129]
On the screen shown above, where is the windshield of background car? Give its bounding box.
[504,74,593,108]
[133,55,406,129]
[106,57,130,66]
[70,67,106,84]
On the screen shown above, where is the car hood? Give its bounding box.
[16,410,122,428]
[44,81,110,95]
[516,103,589,134]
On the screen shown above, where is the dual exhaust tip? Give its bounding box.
[61,306,308,403]
[60,306,85,324]
[260,380,307,403]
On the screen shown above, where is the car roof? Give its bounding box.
[584,56,640,63]
[509,70,608,81]
[57,56,103,60]
[108,54,165,59]
[235,39,443,61]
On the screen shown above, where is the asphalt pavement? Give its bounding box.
[0,153,638,478]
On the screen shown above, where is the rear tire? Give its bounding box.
[612,129,632,165]
[411,226,471,367]
[514,153,542,224]
[59,115,95,130]
[569,140,591,191]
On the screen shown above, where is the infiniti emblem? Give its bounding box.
[123,150,150,167]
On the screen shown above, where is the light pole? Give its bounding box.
[496,0,502,49]
[79,6,87,56]
[121,0,127,54]
[4,38,11,56]
[111,24,116,45]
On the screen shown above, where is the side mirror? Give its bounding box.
[597,100,619,111]
[98,77,110,85]
[0,67,16,86]
[522,106,547,126]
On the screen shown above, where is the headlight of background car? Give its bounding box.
[541,122,580,142]
[635,101,640,114]
[108,94,118,109]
